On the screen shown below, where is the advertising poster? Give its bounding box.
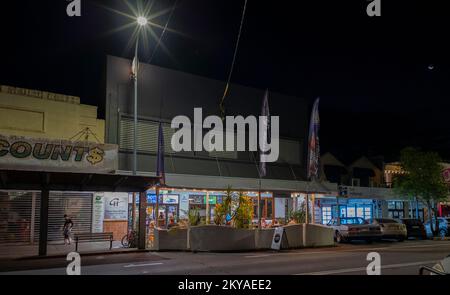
[104,193,129,220]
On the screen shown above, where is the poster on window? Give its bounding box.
[163,195,179,204]
[92,194,105,233]
[104,193,128,220]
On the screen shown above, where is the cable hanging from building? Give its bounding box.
[219,0,249,120]
[148,0,180,65]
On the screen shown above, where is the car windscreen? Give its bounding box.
[376,218,398,224]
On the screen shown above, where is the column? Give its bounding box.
[205,191,210,224]
[138,191,147,249]
[38,189,49,256]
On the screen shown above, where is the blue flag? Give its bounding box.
[307,98,320,180]
[259,89,270,178]
[156,122,166,186]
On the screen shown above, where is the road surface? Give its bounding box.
[1,240,449,275]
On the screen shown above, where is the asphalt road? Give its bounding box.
[1,240,449,275]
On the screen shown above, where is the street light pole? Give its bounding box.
[132,16,148,176]
[133,34,139,176]
[131,17,147,231]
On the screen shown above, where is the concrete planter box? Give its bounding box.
[150,223,334,252]
[282,224,304,248]
[303,224,334,247]
[153,227,188,251]
[256,224,333,249]
[255,228,275,249]
[189,225,255,252]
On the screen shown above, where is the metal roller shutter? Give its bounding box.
[119,118,175,154]
[0,191,40,245]
[48,193,93,242]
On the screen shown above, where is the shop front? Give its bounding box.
[244,192,274,223]
[141,188,279,227]
[145,192,180,227]
[0,134,161,257]
[292,192,387,225]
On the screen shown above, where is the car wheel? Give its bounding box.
[398,237,405,242]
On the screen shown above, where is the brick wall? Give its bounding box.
[103,220,128,241]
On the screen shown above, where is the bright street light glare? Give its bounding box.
[137,16,148,26]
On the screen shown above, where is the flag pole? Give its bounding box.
[258,89,270,229]
[155,186,160,228]
[156,120,166,229]
[258,178,262,229]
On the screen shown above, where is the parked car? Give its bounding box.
[424,217,450,238]
[368,218,407,241]
[420,255,450,275]
[400,218,427,240]
[327,217,382,243]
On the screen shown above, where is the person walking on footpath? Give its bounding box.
[63,214,74,245]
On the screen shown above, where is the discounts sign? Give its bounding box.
[0,134,118,173]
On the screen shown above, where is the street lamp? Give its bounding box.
[130,16,148,231]
[137,16,148,26]
[132,16,148,176]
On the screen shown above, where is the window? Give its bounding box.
[352,178,360,187]
[347,207,356,217]
[340,206,347,218]
[322,207,332,225]
[252,198,274,220]
[388,201,404,219]
[364,206,372,219]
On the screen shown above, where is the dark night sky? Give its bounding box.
[0,0,449,163]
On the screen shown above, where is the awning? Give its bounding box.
[0,169,160,192]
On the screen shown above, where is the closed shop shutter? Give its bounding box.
[0,192,40,245]
[48,193,93,241]
[119,118,175,154]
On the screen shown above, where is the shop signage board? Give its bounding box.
[163,194,179,204]
[92,194,105,233]
[104,193,128,220]
[271,227,285,250]
[146,194,179,204]
[0,134,118,173]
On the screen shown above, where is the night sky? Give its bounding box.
[1,0,449,163]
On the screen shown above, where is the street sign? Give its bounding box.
[271,227,284,250]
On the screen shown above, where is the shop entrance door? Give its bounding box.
[157,205,179,227]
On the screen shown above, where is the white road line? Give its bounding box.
[245,254,273,258]
[294,260,438,275]
[246,242,450,258]
[123,262,163,268]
